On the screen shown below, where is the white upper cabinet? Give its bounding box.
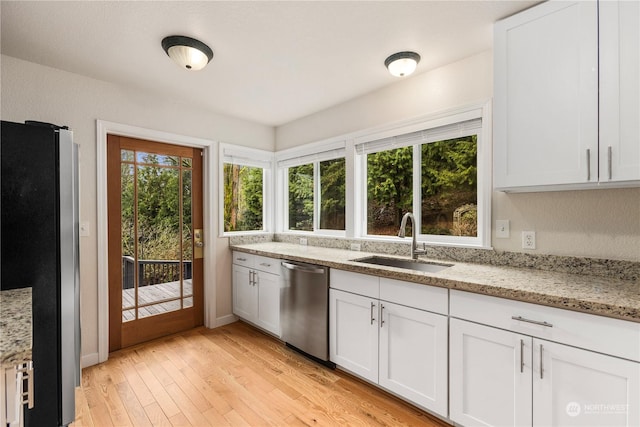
[599,0,640,184]
[494,0,639,191]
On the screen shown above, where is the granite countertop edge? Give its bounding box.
[0,287,33,368]
[231,242,640,323]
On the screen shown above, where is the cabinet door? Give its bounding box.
[329,289,378,383]
[255,271,282,337]
[379,302,448,417]
[494,1,598,189]
[533,339,640,427]
[599,0,640,183]
[450,318,532,427]
[232,264,257,322]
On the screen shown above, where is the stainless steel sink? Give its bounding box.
[352,256,452,273]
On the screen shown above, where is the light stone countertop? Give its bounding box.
[1,287,32,367]
[231,242,640,323]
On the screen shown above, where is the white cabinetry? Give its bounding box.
[329,288,379,382]
[329,270,448,417]
[450,290,640,427]
[232,252,284,337]
[450,319,532,426]
[599,0,640,183]
[1,362,34,427]
[379,301,448,414]
[534,339,640,427]
[494,0,639,191]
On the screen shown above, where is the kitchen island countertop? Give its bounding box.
[1,287,32,367]
[231,242,640,323]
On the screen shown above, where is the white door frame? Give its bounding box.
[96,120,217,364]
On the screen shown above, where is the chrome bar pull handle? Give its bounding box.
[254,271,259,286]
[370,302,376,325]
[520,339,525,373]
[540,344,544,379]
[512,316,553,328]
[586,149,591,181]
[380,304,385,328]
[608,146,612,180]
[237,257,247,262]
[249,270,255,286]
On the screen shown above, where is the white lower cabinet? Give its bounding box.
[255,270,281,334]
[232,252,284,337]
[449,318,532,427]
[329,289,379,383]
[329,270,448,418]
[379,302,448,416]
[450,290,640,427]
[534,339,640,427]
[232,264,256,321]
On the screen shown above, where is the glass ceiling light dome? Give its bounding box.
[384,51,421,77]
[162,35,214,71]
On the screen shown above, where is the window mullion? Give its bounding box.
[413,144,422,238]
[314,162,320,231]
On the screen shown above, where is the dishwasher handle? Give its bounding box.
[281,261,326,274]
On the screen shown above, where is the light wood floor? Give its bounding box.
[71,322,450,426]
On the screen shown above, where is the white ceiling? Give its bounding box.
[1,1,538,127]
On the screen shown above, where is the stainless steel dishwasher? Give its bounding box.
[280,260,334,367]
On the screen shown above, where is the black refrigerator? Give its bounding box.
[1,120,80,427]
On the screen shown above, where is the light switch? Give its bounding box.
[495,220,510,238]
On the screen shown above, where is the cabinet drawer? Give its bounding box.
[451,290,640,362]
[232,251,253,268]
[379,278,448,315]
[330,269,379,298]
[254,255,281,275]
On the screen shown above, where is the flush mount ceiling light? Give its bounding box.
[384,51,421,77]
[161,35,213,71]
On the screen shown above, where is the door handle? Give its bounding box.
[380,304,385,328]
[520,339,524,373]
[540,344,544,379]
[281,261,325,274]
[512,316,553,328]
[194,228,204,259]
[370,302,376,325]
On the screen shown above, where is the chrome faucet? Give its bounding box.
[398,212,427,260]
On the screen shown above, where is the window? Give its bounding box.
[220,144,272,234]
[366,147,413,236]
[288,163,313,231]
[421,136,477,237]
[357,109,489,247]
[278,142,346,234]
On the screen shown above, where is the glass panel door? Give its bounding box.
[107,135,203,351]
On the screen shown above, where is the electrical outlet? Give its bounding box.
[522,231,536,250]
[350,243,361,251]
[495,220,510,238]
[299,238,308,246]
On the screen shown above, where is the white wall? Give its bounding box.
[1,55,275,364]
[276,51,640,262]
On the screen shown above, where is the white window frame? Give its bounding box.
[276,139,347,236]
[219,143,274,236]
[354,102,492,248]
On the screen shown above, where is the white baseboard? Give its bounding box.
[81,352,100,368]
[214,314,238,328]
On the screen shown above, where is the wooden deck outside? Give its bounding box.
[122,280,193,321]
